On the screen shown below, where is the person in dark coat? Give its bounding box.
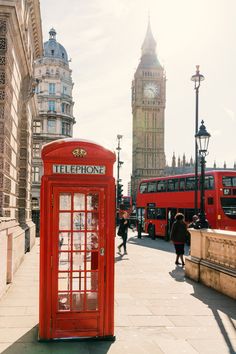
[170,213,189,266]
[188,215,199,229]
[118,212,131,255]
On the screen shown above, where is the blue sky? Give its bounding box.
[40,0,236,193]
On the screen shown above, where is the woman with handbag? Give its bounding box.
[170,213,189,266]
[117,212,131,255]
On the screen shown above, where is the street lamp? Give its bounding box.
[195,120,211,228]
[191,65,205,215]
[116,135,123,223]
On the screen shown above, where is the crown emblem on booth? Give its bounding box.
[72,148,87,158]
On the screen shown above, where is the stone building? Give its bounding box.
[131,19,166,202]
[32,28,75,233]
[165,153,236,176]
[0,0,43,297]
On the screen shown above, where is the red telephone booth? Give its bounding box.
[39,139,116,340]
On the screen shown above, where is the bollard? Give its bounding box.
[137,222,142,238]
[149,224,155,240]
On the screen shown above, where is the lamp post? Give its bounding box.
[116,134,123,223]
[191,65,205,215]
[195,120,211,228]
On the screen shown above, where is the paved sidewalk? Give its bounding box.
[0,231,235,354]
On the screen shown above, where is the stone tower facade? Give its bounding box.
[0,0,43,297]
[131,20,166,201]
[32,28,75,233]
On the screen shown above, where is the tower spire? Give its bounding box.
[141,17,157,56]
[138,18,161,69]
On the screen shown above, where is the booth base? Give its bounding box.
[38,333,116,342]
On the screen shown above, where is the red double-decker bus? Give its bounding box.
[136,170,236,238]
[119,196,133,217]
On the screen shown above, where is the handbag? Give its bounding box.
[117,226,123,236]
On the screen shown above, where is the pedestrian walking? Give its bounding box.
[188,214,199,229]
[170,213,190,266]
[117,211,132,255]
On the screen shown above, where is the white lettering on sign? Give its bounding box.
[53,164,106,175]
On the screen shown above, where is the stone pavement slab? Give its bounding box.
[0,232,235,354]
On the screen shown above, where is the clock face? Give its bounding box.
[143,82,160,98]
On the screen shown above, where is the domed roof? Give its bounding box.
[43,28,68,63]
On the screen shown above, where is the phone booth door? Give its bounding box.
[51,186,105,338]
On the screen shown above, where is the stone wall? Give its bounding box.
[185,229,236,300]
[0,218,25,298]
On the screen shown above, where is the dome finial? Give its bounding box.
[49,28,56,40]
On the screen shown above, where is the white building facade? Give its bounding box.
[32,28,75,233]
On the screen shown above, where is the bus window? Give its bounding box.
[186,177,196,190]
[223,176,236,187]
[167,179,178,191]
[157,180,166,192]
[140,182,147,193]
[167,179,174,191]
[147,181,157,193]
[156,208,166,220]
[147,207,166,220]
[147,207,156,219]
[205,175,214,190]
[220,197,236,219]
[223,177,232,187]
[137,207,145,228]
[179,178,185,191]
[174,179,179,191]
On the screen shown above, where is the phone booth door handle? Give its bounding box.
[100,247,105,256]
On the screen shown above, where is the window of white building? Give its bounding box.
[48,100,56,111]
[32,166,40,182]
[33,121,41,134]
[48,119,56,133]
[49,83,55,94]
[62,121,70,136]
[33,143,40,157]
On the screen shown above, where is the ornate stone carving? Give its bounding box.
[4,176,11,192]
[0,55,6,66]
[4,194,10,207]
[0,105,4,119]
[0,38,7,51]
[0,71,5,85]
[0,19,7,35]
[0,89,5,100]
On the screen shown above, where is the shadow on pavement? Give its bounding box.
[186,279,236,354]
[114,253,130,263]
[2,325,113,354]
[169,266,186,282]
[128,234,190,255]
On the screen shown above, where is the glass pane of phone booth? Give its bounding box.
[58,192,99,313]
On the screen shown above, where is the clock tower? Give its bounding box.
[131,19,166,201]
